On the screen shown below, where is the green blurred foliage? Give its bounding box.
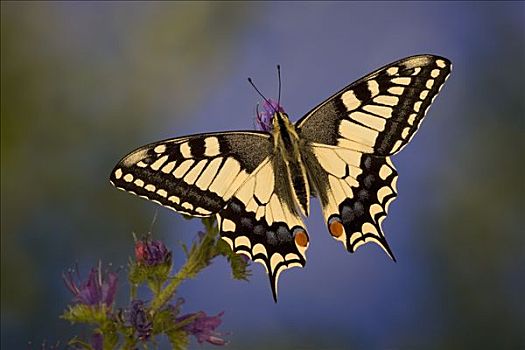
[415,20,525,348]
[1,1,252,343]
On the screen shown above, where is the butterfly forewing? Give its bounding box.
[297,54,450,258]
[110,132,271,217]
[297,55,451,155]
[111,131,310,300]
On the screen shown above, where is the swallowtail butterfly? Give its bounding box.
[110,55,451,301]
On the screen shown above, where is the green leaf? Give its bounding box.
[100,325,119,350]
[216,237,251,281]
[61,304,109,325]
[67,337,95,350]
[151,306,176,335]
[166,329,190,350]
[129,259,172,296]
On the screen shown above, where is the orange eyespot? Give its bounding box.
[293,229,309,248]
[329,217,344,238]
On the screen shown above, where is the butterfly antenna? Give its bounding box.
[248,77,276,113]
[255,103,261,128]
[277,64,282,107]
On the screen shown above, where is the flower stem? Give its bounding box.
[149,220,218,314]
[149,274,184,314]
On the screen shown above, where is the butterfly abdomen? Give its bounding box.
[272,112,311,216]
[286,160,310,216]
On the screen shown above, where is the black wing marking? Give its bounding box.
[296,55,451,155]
[110,131,271,217]
[303,144,398,258]
[217,156,310,302]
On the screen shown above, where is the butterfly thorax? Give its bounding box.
[272,112,310,216]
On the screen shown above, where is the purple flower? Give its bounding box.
[63,264,118,307]
[255,98,285,132]
[177,311,227,346]
[135,239,172,267]
[90,333,103,350]
[129,300,153,341]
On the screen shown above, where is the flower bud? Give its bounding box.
[135,239,172,267]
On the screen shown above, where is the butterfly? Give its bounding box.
[110,54,451,301]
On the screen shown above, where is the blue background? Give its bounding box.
[2,2,524,349]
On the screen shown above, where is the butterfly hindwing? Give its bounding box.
[217,156,309,301]
[110,131,271,217]
[296,55,451,155]
[303,143,398,257]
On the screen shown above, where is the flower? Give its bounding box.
[129,300,153,341]
[90,333,103,350]
[135,238,172,267]
[63,264,118,307]
[177,311,227,346]
[255,98,285,132]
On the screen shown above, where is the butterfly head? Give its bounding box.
[256,98,287,132]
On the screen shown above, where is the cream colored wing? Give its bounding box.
[304,143,398,258]
[217,156,310,302]
[297,55,451,156]
[110,131,271,217]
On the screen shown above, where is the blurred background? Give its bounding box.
[1,2,524,349]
